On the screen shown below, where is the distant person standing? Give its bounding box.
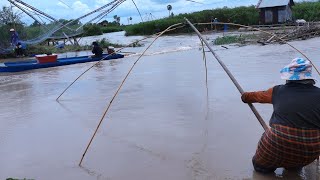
[10,29,24,57]
[223,19,230,36]
[213,18,218,31]
[10,29,19,46]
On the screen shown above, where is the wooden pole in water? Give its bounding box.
[185,18,269,131]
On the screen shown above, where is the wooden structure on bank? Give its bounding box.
[257,0,295,24]
[46,33,82,46]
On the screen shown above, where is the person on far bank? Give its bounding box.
[213,17,218,31]
[91,41,103,58]
[241,58,320,173]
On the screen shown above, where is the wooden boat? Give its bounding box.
[0,53,124,72]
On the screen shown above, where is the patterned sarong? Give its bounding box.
[253,124,320,172]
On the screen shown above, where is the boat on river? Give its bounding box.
[0,53,124,72]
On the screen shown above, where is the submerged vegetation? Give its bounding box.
[214,34,258,45]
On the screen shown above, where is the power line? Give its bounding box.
[58,0,72,9]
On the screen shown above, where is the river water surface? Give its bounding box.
[1,32,320,180]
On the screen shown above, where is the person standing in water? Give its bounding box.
[241,58,320,173]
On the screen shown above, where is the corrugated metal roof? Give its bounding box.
[258,0,290,8]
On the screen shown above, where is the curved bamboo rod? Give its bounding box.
[56,24,186,101]
[186,18,269,130]
[78,23,184,166]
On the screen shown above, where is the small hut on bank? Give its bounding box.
[257,0,295,24]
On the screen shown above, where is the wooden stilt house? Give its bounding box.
[257,0,295,24]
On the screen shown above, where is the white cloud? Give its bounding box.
[72,1,90,12]
[95,0,109,4]
[57,2,70,9]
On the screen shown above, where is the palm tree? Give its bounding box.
[113,15,118,22]
[167,5,172,17]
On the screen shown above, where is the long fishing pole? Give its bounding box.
[56,24,186,101]
[131,0,144,22]
[197,22,320,77]
[185,18,269,131]
[78,23,184,166]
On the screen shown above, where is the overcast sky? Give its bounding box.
[0,0,306,25]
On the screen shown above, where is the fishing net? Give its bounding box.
[0,0,125,55]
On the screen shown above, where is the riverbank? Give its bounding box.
[1,27,318,63]
[2,25,319,63]
[1,33,320,179]
[124,1,320,36]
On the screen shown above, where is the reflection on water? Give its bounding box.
[0,34,320,180]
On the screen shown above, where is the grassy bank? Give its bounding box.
[125,5,259,36]
[102,26,124,33]
[125,6,259,35]
[125,1,320,36]
[82,24,125,36]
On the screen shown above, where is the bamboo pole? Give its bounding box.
[131,0,144,22]
[185,18,269,131]
[201,40,208,94]
[78,23,184,166]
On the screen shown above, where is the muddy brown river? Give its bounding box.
[1,32,320,179]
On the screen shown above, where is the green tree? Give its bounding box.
[0,6,25,48]
[30,20,41,27]
[83,24,103,36]
[167,5,172,17]
[292,1,320,21]
[116,16,120,24]
[0,6,23,25]
[113,15,118,22]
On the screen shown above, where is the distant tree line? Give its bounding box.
[292,1,320,21]
[125,1,320,36]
